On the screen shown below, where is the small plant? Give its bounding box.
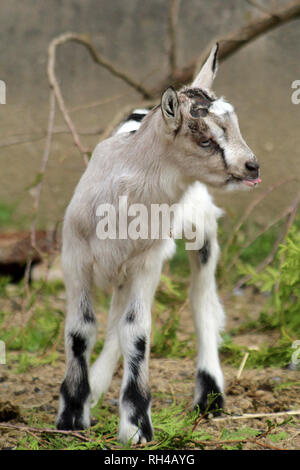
[151,274,194,358]
[239,226,300,341]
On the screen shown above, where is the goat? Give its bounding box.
[56,44,261,443]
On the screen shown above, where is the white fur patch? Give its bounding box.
[116,109,149,135]
[210,98,233,116]
[116,120,141,134]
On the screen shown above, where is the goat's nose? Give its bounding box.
[245,160,259,174]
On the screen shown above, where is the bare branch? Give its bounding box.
[157,0,300,89]
[245,0,281,19]
[47,32,154,165]
[212,409,300,422]
[0,126,104,150]
[47,35,90,165]
[50,32,153,100]
[0,422,93,443]
[23,91,56,294]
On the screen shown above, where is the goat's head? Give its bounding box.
[160,44,261,190]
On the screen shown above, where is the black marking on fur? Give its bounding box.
[212,43,219,73]
[182,88,214,108]
[80,293,95,323]
[135,336,146,357]
[129,335,146,377]
[194,370,224,417]
[123,378,152,442]
[57,333,90,430]
[122,335,152,442]
[210,139,227,169]
[57,369,90,430]
[218,144,227,169]
[221,125,228,141]
[190,103,208,119]
[126,308,135,323]
[198,239,210,265]
[71,332,87,357]
[125,112,147,123]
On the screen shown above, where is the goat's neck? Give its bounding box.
[132,113,192,205]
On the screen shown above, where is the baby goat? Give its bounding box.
[56,44,261,443]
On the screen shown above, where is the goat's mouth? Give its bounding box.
[228,174,262,187]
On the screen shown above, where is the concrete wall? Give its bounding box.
[0,0,299,229]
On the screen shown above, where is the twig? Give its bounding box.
[222,177,298,257]
[0,127,104,149]
[47,35,90,165]
[194,436,286,450]
[245,0,281,19]
[231,190,300,293]
[192,412,206,433]
[212,409,300,422]
[254,440,286,450]
[23,91,56,298]
[224,196,299,275]
[68,92,129,113]
[156,0,300,89]
[193,0,300,80]
[0,422,93,443]
[236,352,250,380]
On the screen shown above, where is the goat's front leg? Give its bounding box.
[117,263,162,444]
[188,236,225,416]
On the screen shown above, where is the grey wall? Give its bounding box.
[0,0,299,229]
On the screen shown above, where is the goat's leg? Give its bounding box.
[89,288,125,407]
[56,253,96,430]
[188,236,225,416]
[117,263,162,444]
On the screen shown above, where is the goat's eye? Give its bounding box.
[199,139,211,148]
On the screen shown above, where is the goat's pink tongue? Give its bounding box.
[242,178,262,187]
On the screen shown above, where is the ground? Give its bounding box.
[0,284,299,451]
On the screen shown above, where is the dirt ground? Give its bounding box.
[0,288,299,450]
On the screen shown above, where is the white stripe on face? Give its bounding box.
[209,98,234,116]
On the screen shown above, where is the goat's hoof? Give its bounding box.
[118,421,153,445]
[194,369,224,417]
[194,392,224,417]
[56,413,90,431]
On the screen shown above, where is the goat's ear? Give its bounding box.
[161,86,181,131]
[192,43,219,90]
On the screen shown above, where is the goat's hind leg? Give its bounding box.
[188,235,225,416]
[89,288,124,407]
[117,262,163,444]
[56,249,96,430]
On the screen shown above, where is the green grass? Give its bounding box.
[220,333,295,369]
[14,397,295,450]
[1,214,299,372]
[0,201,29,230]
[1,210,300,450]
